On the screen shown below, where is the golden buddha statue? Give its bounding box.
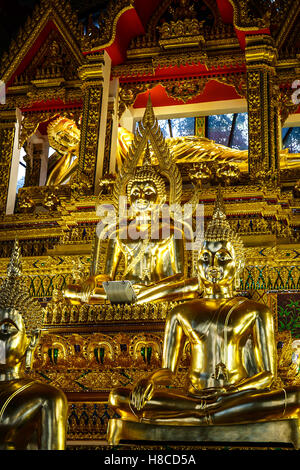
[0,241,68,450]
[46,116,80,186]
[117,126,300,173]
[63,97,199,305]
[45,108,300,188]
[107,190,300,447]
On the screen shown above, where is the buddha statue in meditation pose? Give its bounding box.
[0,241,68,450]
[107,191,300,443]
[63,97,199,305]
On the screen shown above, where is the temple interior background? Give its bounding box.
[0,0,299,450]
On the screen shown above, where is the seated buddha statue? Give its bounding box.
[108,191,300,437]
[64,97,199,305]
[0,241,68,450]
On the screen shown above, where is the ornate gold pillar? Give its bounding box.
[102,78,119,176]
[77,51,111,193]
[245,35,280,185]
[102,98,115,177]
[0,108,19,214]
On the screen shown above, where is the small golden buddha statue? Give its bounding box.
[63,97,199,305]
[0,241,68,450]
[107,190,300,443]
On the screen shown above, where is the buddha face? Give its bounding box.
[56,124,79,150]
[129,180,160,213]
[50,120,80,153]
[197,240,236,288]
[0,308,30,369]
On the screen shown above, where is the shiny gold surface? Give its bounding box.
[108,191,300,439]
[0,242,67,450]
[107,417,300,448]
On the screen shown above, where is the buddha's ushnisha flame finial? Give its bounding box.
[143,141,152,166]
[212,186,227,221]
[0,240,44,333]
[7,239,22,278]
[142,94,156,129]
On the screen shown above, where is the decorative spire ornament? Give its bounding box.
[0,240,44,334]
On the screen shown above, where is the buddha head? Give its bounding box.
[197,189,244,295]
[0,241,44,375]
[126,144,166,214]
[47,116,80,154]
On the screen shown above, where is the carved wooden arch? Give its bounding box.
[34,333,71,367]
[227,0,270,30]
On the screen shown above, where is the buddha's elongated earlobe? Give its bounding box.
[25,330,40,370]
[234,271,240,291]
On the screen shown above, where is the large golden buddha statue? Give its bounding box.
[0,241,68,450]
[64,97,199,305]
[107,191,300,447]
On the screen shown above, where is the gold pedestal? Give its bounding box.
[107,418,300,449]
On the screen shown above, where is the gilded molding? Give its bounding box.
[81,0,135,52]
[102,100,115,177]
[77,86,103,190]
[245,36,281,183]
[275,1,300,50]
[228,0,271,31]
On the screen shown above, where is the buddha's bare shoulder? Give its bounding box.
[168,296,272,318]
[25,379,67,403]
[167,298,219,318]
[235,296,272,314]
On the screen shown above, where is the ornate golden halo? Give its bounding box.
[0,240,44,333]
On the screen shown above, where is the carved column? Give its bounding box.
[245,35,280,185]
[0,108,19,214]
[77,51,111,193]
[102,78,119,176]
